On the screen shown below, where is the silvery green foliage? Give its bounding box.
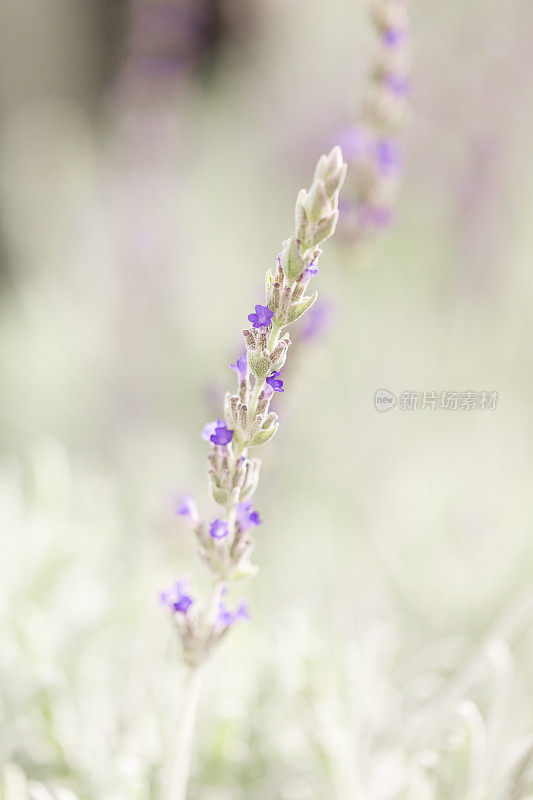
[0,764,81,800]
[195,612,533,800]
[171,149,346,665]
[3,448,533,799]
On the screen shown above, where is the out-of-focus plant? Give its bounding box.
[3,444,533,799]
[337,0,410,243]
[161,147,346,800]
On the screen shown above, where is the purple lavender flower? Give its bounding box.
[304,261,319,277]
[176,494,198,522]
[236,501,261,532]
[266,371,284,393]
[160,579,194,614]
[217,599,250,628]
[335,125,368,163]
[202,419,234,446]
[230,352,249,381]
[210,519,229,540]
[384,28,406,48]
[359,205,393,229]
[385,74,409,96]
[201,419,223,441]
[211,423,233,446]
[375,139,401,176]
[301,299,333,342]
[248,304,274,329]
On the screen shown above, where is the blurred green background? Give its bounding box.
[1,0,533,798]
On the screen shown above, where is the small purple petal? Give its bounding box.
[375,139,401,176]
[173,594,193,613]
[304,261,319,277]
[236,601,250,620]
[159,579,194,614]
[236,501,262,532]
[266,371,284,393]
[384,28,407,48]
[210,519,229,540]
[202,419,224,441]
[210,423,234,446]
[385,73,410,96]
[216,599,250,628]
[176,494,198,521]
[248,304,274,329]
[230,352,249,381]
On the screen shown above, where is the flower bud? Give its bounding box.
[209,473,229,505]
[313,154,329,184]
[295,189,309,241]
[243,329,257,349]
[305,179,332,223]
[280,236,305,283]
[270,339,290,370]
[240,458,261,500]
[310,212,339,246]
[251,422,279,447]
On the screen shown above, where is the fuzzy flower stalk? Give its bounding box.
[338,0,410,241]
[162,147,346,800]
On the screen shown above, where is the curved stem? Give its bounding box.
[168,665,204,800]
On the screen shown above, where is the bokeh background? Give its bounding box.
[2,1,533,798]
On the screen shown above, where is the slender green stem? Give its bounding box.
[168,579,224,800]
[168,665,204,800]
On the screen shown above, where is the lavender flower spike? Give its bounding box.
[337,0,410,242]
[163,148,346,800]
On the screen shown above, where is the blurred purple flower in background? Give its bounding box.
[210,519,229,540]
[176,494,198,522]
[217,599,250,628]
[335,0,410,242]
[300,299,334,342]
[160,579,194,613]
[376,139,401,176]
[236,502,262,532]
